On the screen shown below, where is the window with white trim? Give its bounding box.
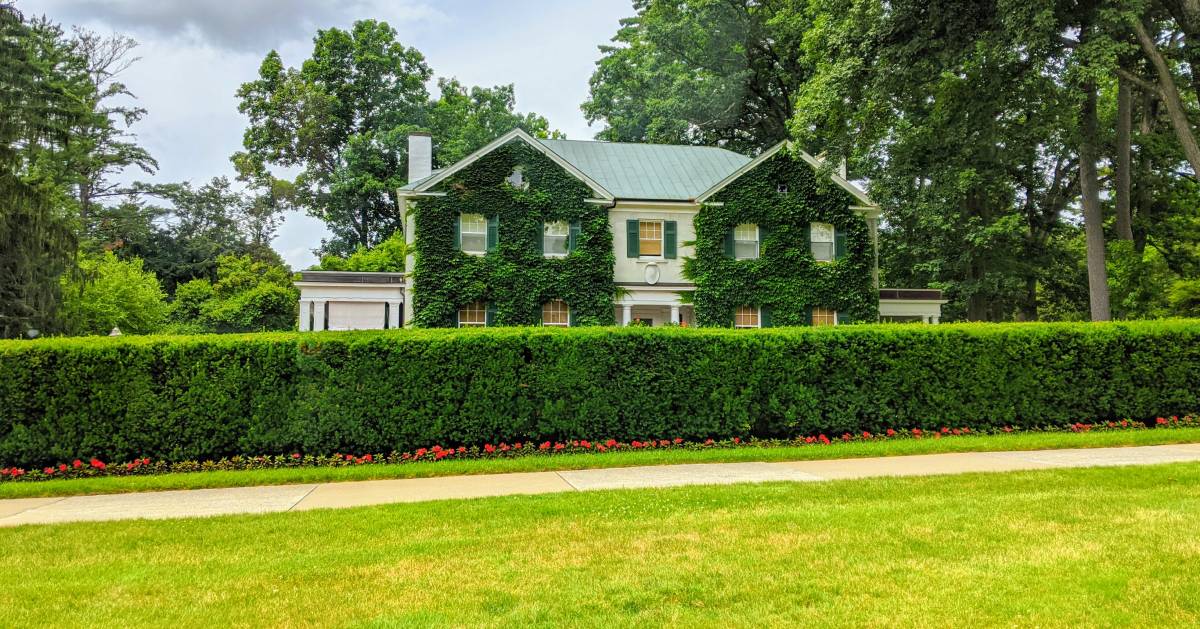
[639,220,663,256]
[734,223,759,260]
[810,222,835,262]
[734,306,760,328]
[460,213,487,254]
[544,221,569,256]
[542,300,569,326]
[812,306,837,327]
[458,301,486,327]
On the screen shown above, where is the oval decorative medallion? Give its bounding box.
[644,263,661,285]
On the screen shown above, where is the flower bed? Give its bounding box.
[2,415,1195,484]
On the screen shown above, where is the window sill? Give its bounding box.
[461,250,488,257]
[543,253,569,259]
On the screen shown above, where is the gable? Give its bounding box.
[694,141,876,207]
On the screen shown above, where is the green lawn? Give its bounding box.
[3,426,1200,499]
[3,462,1199,626]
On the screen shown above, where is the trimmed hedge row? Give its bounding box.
[2,321,1199,467]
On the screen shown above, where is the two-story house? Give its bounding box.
[295,128,944,330]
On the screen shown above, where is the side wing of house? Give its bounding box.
[399,130,616,328]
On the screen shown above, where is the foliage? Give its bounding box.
[166,254,298,333]
[427,78,558,166]
[1,321,1198,467]
[583,0,811,152]
[687,147,877,325]
[410,139,615,327]
[316,230,406,272]
[59,251,167,335]
[0,7,83,338]
[5,416,1196,483]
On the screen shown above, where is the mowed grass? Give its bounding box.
[3,463,1200,627]
[3,426,1200,499]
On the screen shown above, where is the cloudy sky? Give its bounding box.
[18,0,632,268]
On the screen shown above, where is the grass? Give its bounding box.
[3,462,1199,626]
[3,426,1200,500]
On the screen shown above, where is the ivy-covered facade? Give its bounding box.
[377,129,943,330]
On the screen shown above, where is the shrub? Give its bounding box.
[1,321,1198,467]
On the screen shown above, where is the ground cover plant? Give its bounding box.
[2,320,1198,469]
[3,463,1199,626]
[2,420,1198,499]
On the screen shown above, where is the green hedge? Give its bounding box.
[2,321,1199,467]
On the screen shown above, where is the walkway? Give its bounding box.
[3,443,1200,527]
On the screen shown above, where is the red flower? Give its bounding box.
[554,443,565,451]
[631,440,643,448]
[44,467,55,475]
[514,442,523,450]
[941,427,950,434]
[291,453,301,459]
[659,440,670,447]
[819,434,830,445]
[862,431,872,439]
[951,428,961,436]
[58,463,67,472]
[0,468,8,476]
[672,438,683,445]
[605,439,617,447]
[1156,417,1168,425]
[1003,426,1013,433]
[457,446,466,454]
[842,433,852,441]
[962,427,970,434]
[415,448,427,457]
[732,437,741,444]
[886,429,896,437]
[912,428,922,437]
[704,438,715,445]
[434,450,448,460]
[539,441,551,451]
[484,444,496,453]
[499,443,510,452]
[126,462,135,470]
[596,445,607,452]
[363,454,373,462]
[581,440,592,449]
[90,458,106,470]
[73,459,82,468]
[805,436,815,444]
[432,445,443,452]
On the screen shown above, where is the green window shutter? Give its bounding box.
[834,226,847,260]
[664,221,677,259]
[758,225,770,254]
[485,303,496,326]
[536,221,545,255]
[568,221,581,253]
[486,215,499,252]
[836,310,849,325]
[454,214,462,250]
[760,306,772,328]
[723,228,735,257]
[626,219,639,257]
[805,307,814,326]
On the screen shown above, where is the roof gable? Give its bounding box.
[694,141,876,207]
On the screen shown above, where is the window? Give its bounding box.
[639,220,663,256]
[734,306,760,328]
[812,307,837,327]
[506,166,528,190]
[810,222,835,262]
[544,221,569,256]
[542,300,569,326]
[777,183,789,194]
[458,301,486,327]
[460,213,487,254]
[734,224,759,260]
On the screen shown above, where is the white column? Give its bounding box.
[312,300,327,331]
[387,300,402,329]
[670,304,680,325]
[931,315,940,325]
[622,304,632,326]
[298,300,312,331]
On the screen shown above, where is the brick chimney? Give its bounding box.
[407,132,432,184]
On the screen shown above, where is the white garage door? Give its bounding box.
[327,301,387,330]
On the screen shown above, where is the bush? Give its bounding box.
[59,252,168,335]
[1,321,1198,467]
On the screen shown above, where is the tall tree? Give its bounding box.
[235,20,432,256]
[0,5,83,337]
[583,0,811,152]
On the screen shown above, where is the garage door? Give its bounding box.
[327,301,387,330]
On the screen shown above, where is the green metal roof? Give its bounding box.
[537,139,751,200]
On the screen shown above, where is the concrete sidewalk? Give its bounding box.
[3,443,1199,527]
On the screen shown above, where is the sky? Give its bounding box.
[17,0,633,269]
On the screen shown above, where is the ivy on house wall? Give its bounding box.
[411,140,616,327]
[685,148,878,326]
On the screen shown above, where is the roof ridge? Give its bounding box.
[540,137,746,155]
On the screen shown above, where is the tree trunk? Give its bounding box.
[1131,18,1200,177]
[1114,76,1134,240]
[1079,83,1111,321]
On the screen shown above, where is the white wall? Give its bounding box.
[609,203,698,285]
